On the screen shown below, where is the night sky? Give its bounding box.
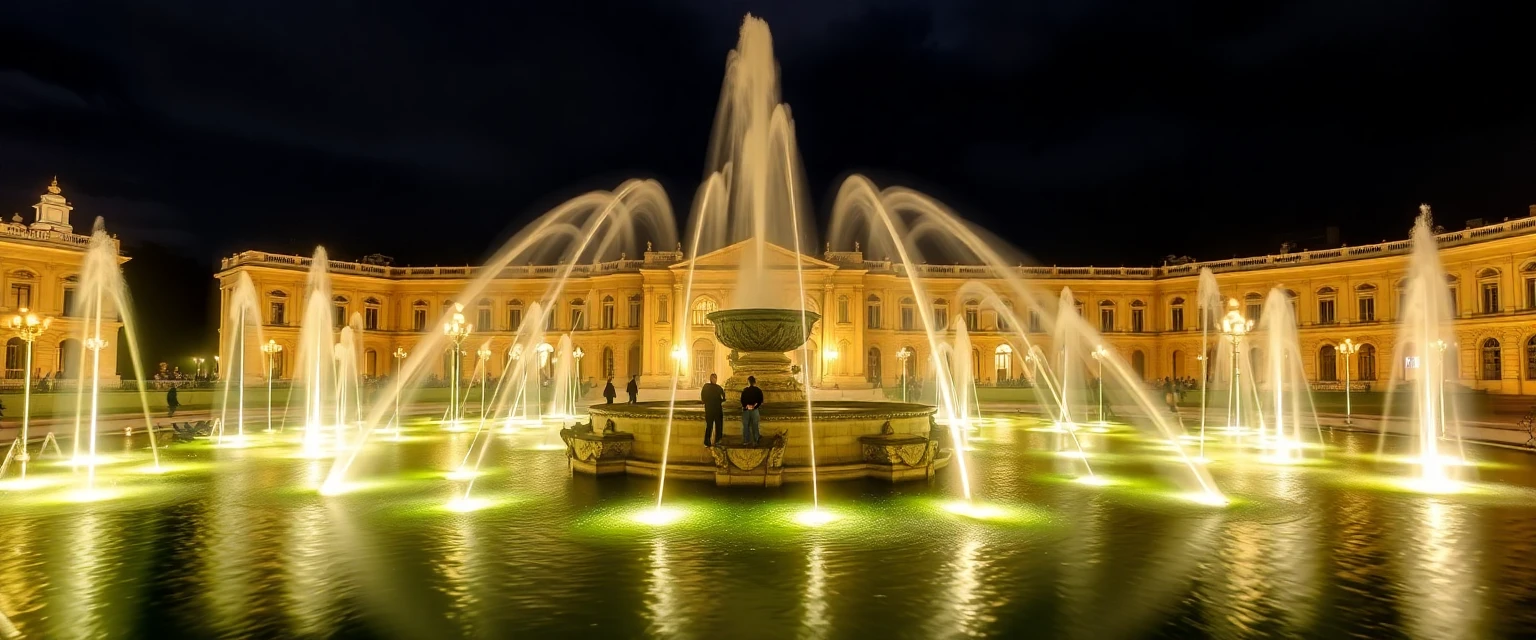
[2,0,1532,364]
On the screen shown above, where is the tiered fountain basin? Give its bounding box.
[571,308,947,486]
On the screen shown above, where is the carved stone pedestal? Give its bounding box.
[860,423,939,482]
[709,432,787,487]
[707,308,820,405]
[561,425,635,476]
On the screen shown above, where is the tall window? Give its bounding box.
[1526,336,1536,380]
[1524,263,1536,310]
[62,287,76,317]
[1028,310,1041,333]
[477,299,493,331]
[1447,276,1459,317]
[899,298,916,331]
[547,302,558,330]
[1099,300,1115,332]
[997,301,1013,331]
[602,296,616,330]
[932,299,949,331]
[570,299,586,330]
[691,296,718,326]
[1359,344,1377,380]
[507,300,524,331]
[994,344,1014,381]
[657,295,669,323]
[964,300,980,331]
[333,296,348,328]
[1170,298,1185,332]
[628,295,642,327]
[269,291,288,325]
[1482,338,1502,380]
[1129,300,1145,332]
[1285,289,1299,318]
[1319,344,1338,382]
[9,279,31,309]
[1356,284,1377,322]
[837,295,850,324]
[1317,287,1336,324]
[866,295,882,329]
[364,298,380,330]
[364,349,377,377]
[1479,269,1501,314]
[602,346,615,378]
[412,300,428,331]
[1244,293,1263,324]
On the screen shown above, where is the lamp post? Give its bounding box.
[572,346,585,413]
[390,346,408,435]
[213,355,220,379]
[192,356,205,379]
[1090,345,1109,424]
[821,347,838,388]
[261,340,283,433]
[8,308,51,480]
[508,344,524,422]
[896,346,913,402]
[443,303,472,429]
[1220,298,1254,435]
[1337,339,1360,427]
[476,345,492,417]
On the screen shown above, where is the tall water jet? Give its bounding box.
[1254,288,1322,462]
[1052,287,1079,427]
[1195,268,1222,459]
[296,248,336,456]
[547,334,576,419]
[217,272,262,445]
[1392,205,1464,488]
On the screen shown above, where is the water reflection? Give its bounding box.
[644,537,682,638]
[1402,498,1478,639]
[800,543,830,638]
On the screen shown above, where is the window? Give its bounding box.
[1285,290,1298,318]
[10,283,31,309]
[1131,350,1146,379]
[1480,270,1500,314]
[364,298,381,330]
[364,349,377,377]
[508,300,524,331]
[932,299,949,331]
[1074,299,1084,317]
[4,338,20,379]
[1356,284,1377,322]
[62,287,76,317]
[1027,310,1041,334]
[964,300,980,331]
[411,300,428,331]
[1317,287,1336,325]
[994,344,1014,381]
[602,346,615,378]
[1099,300,1115,332]
[1526,336,1536,380]
[602,296,616,330]
[332,296,348,328]
[1319,345,1338,382]
[1524,263,1536,310]
[691,296,718,326]
[1170,297,1185,332]
[1244,293,1263,324]
[1359,344,1377,380]
[1171,350,1183,378]
[1482,338,1502,380]
[997,301,1013,332]
[837,295,850,324]
[628,295,642,327]
[657,295,669,324]
[866,347,882,383]
[1130,300,1145,333]
[1447,276,1459,317]
[899,298,916,331]
[866,295,882,329]
[570,299,586,330]
[475,299,492,331]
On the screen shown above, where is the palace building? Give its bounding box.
[1,178,126,382]
[217,208,1536,396]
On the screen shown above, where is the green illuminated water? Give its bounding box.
[3,417,1536,638]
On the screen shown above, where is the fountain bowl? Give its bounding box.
[707,308,820,353]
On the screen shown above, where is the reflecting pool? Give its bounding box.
[3,416,1536,638]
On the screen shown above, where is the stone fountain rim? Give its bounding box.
[706,307,823,323]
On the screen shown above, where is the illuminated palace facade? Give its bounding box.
[218,213,1536,396]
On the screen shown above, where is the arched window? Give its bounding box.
[964,300,980,331]
[507,299,524,331]
[1478,268,1501,314]
[691,296,719,326]
[331,295,349,329]
[1244,292,1263,323]
[411,300,429,331]
[1131,350,1146,380]
[1319,344,1338,382]
[1098,300,1116,332]
[994,344,1014,381]
[602,346,615,378]
[363,297,381,330]
[569,299,587,330]
[1317,287,1337,324]
[628,294,642,327]
[1358,344,1377,381]
[477,298,493,331]
[899,297,916,331]
[1129,300,1146,333]
[867,347,882,383]
[1355,284,1378,322]
[866,294,883,329]
[837,295,850,323]
[601,295,616,330]
[932,298,949,331]
[1170,297,1186,331]
[1482,338,1502,380]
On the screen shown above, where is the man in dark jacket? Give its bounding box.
[740,375,764,446]
[166,385,181,417]
[626,374,639,403]
[700,373,725,446]
[602,377,616,404]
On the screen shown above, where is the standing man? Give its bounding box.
[626,374,639,404]
[166,384,181,417]
[602,376,617,404]
[740,375,764,446]
[700,373,725,447]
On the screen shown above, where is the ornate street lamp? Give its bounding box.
[192,356,205,379]
[1090,345,1109,424]
[476,345,493,417]
[896,346,914,403]
[390,346,408,435]
[7,308,51,480]
[1337,339,1360,427]
[821,347,838,387]
[261,340,283,433]
[1220,298,1253,432]
[443,303,472,429]
[572,346,585,412]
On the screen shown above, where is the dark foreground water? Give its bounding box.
[3,417,1536,639]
